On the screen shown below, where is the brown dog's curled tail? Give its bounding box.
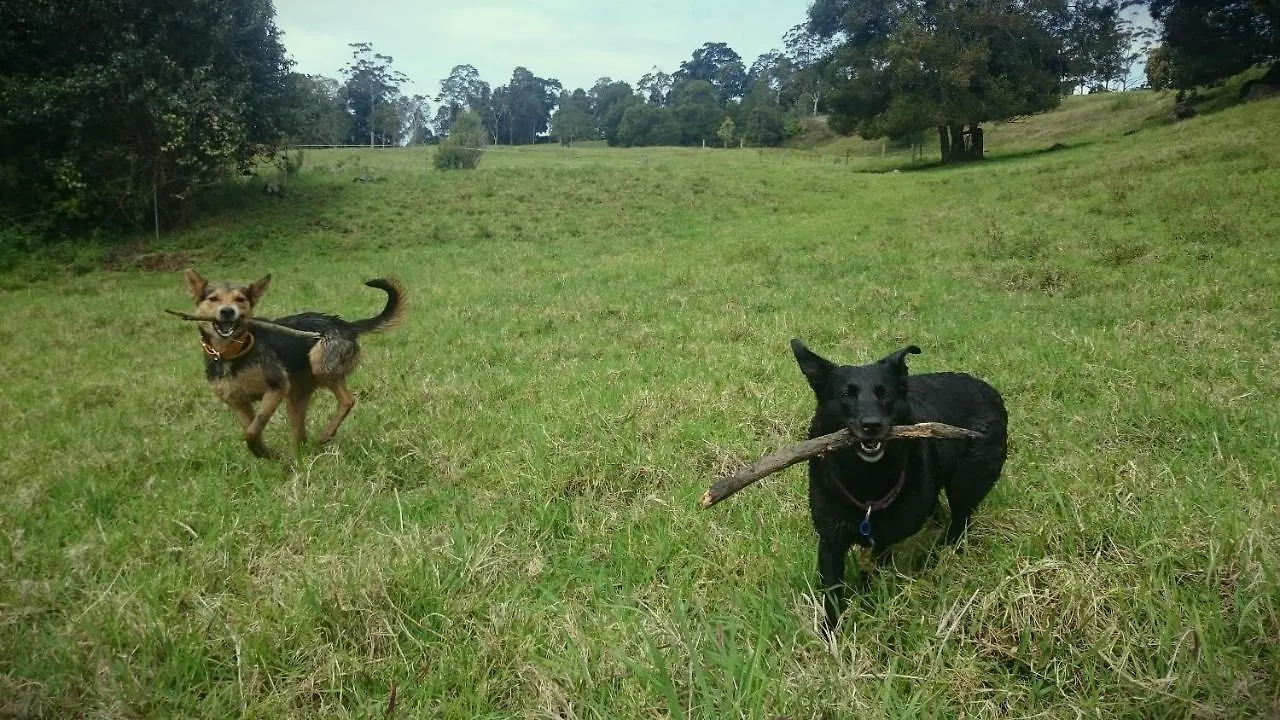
[350,277,406,334]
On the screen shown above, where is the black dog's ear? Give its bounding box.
[791,338,835,393]
[879,345,922,372]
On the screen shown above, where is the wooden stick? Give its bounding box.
[163,309,323,339]
[698,422,985,510]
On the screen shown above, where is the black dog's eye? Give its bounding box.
[844,383,859,397]
[874,386,887,399]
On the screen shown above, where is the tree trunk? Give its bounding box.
[968,124,984,160]
[940,123,985,163]
[949,123,965,163]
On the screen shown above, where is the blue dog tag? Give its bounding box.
[859,508,873,540]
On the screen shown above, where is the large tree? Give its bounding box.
[434,64,490,136]
[341,43,408,147]
[806,0,1070,163]
[0,0,292,231]
[740,82,789,146]
[670,80,723,146]
[674,42,748,105]
[637,67,674,105]
[1142,0,1279,89]
[1063,0,1131,93]
[490,67,561,144]
[783,22,840,115]
[590,78,642,145]
[285,73,351,146]
[551,88,595,144]
[747,51,800,107]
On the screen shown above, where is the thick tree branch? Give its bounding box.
[698,422,985,510]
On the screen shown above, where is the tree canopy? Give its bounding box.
[490,67,562,145]
[550,89,595,145]
[1142,0,1279,89]
[804,0,1072,162]
[0,0,292,230]
[341,43,410,147]
[675,42,748,105]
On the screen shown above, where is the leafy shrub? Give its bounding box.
[434,112,486,170]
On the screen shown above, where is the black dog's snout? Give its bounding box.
[218,306,236,320]
[859,418,886,436]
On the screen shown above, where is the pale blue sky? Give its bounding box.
[274,0,813,101]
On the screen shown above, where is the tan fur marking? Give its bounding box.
[209,365,283,405]
[308,338,361,379]
[316,380,356,445]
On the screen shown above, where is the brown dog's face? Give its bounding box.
[183,269,271,339]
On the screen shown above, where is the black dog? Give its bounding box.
[790,340,1008,628]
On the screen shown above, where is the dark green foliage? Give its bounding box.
[807,0,1069,163]
[434,111,486,170]
[591,79,642,146]
[434,64,491,137]
[617,105,681,146]
[0,0,292,233]
[285,74,350,145]
[784,23,840,116]
[341,43,409,147]
[739,84,788,147]
[1144,0,1279,89]
[1146,45,1174,90]
[1062,1,1130,93]
[551,89,596,145]
[490,67,562,145]
[671,81,723,145]
[637,68,674,105]
[747,51,801,109]
[674,42,748,106]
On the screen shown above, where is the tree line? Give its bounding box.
[1,0,1275,235]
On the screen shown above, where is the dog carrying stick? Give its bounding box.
[163,309,324,339]
[698,422,985,509]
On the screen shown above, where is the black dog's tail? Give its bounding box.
[350,277,406,334]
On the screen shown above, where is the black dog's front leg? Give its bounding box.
[818,538,852,629]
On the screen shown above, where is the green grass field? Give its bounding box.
[3,90,1279,718]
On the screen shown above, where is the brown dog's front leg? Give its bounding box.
[244,388,285,458]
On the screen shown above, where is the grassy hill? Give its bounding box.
[2,90,1278,718]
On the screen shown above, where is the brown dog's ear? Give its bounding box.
[791,338,835,394]
[183,269,207,301]
[247,274,272,305]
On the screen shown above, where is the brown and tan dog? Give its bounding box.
[182,269,405,458]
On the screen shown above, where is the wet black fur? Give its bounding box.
[790,340,1008,629]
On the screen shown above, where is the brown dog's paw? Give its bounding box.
[244,435,277,460]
